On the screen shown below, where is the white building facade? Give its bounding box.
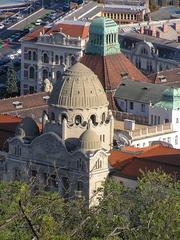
[114,80,180,149]
[21,21,89,95]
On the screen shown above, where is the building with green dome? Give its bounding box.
[81,17,149,109]
[7,62,114,206]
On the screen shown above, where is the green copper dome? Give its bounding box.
[86,17,120,56]
[155,88,180,110]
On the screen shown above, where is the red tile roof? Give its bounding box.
[148,67,180,87]
[81,53,149,91]
[109,145,180,179]
[80,53,149,109]
[0,92,49,123]
[47,23,89,39]
[23,22,89,41]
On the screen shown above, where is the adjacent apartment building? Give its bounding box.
[20,20,89,95]
[119,25,180,74]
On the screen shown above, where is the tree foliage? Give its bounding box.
[0,170,179,240]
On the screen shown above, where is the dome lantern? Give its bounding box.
[86,17,121,56]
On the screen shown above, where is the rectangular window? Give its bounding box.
[158,116,160,124]
[167,137,171,143]
[154,115,157,125]
[175,135,178,145]
[141,103,145,112]
[151,115,153,125]
[32,170,37,177]
[130,102,134,110]
[176,118,179,123]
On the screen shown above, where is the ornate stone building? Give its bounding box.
[20,20,89,95]
[6,62,114,206]
[119,31,180,74]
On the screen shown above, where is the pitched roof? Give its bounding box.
[148,68,180,87]
[114,79,168,104]
[80,53,149,109]
[0,92,49,123]
[47,22,89,39]
[109,145,180,179]
[23,22,89,41]
[80,53,149,91]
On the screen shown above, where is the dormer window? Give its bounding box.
[13,101,23,109]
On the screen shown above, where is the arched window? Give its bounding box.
[61,113,68,123]
[43,69,48,80]
[43,53,49,63]
[90,114,96,125]
[55,55,59,64]
[56,71,61,81]
[75,115,82,125]
[102,113,106,122]
[33,51,37,61]
[51,112,55,121]
[60,55,63,65]
[28,51,31,60]
[29,66,35,79]
[71,55,76,65]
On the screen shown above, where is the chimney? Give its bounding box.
[162,24,168,33]
[174,22,180,31]
[149,25,156,36]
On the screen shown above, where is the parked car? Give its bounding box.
[35,19,42,26]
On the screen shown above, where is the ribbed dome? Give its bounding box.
[80,128,101,151]
[49,62,108,109]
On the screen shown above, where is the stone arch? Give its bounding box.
[75,115,82,125]
[90,114,97,125]
[61,113,68,123]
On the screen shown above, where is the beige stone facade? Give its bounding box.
[6,62,114,206]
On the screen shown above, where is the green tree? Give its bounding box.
[0,170,179,240]
[6,65,18,97]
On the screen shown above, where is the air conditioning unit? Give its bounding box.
[124,119,135,131]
